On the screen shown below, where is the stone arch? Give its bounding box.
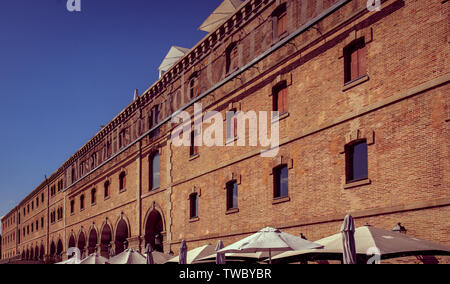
[30,247,34,261]
[26,248,29,260]
[114,214,131,255]
[100,219,113,258]
[68,233,76,259]
[143,203,166,252]
[88,224,99,255]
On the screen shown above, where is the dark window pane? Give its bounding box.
[226,181,238,210]
[347,141,368,182]
[274,165,289,198]
[151,153,160,190]
[190,194,198,218]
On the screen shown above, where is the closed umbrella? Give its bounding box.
[216,240,225,264]
[146,244,154,265]
[218,227,323,264]
[179,240,188,264]
[341,215,357,264]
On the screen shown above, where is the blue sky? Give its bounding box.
[0,0,222,218]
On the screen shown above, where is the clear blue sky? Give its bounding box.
[0,0,222,218]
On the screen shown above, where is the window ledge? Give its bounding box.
[104,196,111,201]
[272,112,290,123]
[91,203,96,207]
[189,217,200,223]
[343,75,369,91]
[272,196,291,205]
[225,208,240,215]
[344,179,372,189]
[119,188,127,194]
[189,154,200,161]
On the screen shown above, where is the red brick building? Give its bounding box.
[1,0,449,264]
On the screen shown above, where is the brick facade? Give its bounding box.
[1,0,449,264]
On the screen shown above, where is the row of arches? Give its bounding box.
[18,209,165,262]
[66,209,164,259]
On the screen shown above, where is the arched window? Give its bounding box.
[226,42,239,74]
[119,172,126,191]
[150,153,160,190]
[189,76,198,99]
[91,188,97,205]
[104,181,110,199]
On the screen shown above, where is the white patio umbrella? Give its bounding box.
[218,227,324,264]
[271,224,450,263]
[55,257,80,264]
[79,253,108,265]
[106,248,146,264]
[167,244,217,264]
[197,251,284,264]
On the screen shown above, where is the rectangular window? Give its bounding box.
[70,200,75,214]
[226,109,238,140]
[273,83,288,115]
[344,38,367,83]
[119,172,126,191]
[345,141,369,183]
[274,165,289,199]
[189,193,198,219]
[226,181,238,210]
[273,4,287,41]
[104,181,110,198]
[190,130,199,157]
[80,195,85,210]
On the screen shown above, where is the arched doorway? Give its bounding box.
[100,224,112,258]
[144,210,164,252]
[115,219,129,255]
[30,247,34,261]
[78,231,86,258]
[68,235,76,259]
[35,245,39,261]
[50,241,56,258]
[88,228,98,255]
[40,245,45,261]
[21,250,25,260]
[56,239,63,261]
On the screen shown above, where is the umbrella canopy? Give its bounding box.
[215,240,225,264]
[271,224,450,263]
[218,227,323,263]
[144,251,172,265]
[341,215,357,264]
[197,251,284,264]
[107,248,146,264]
[55,257,80,265]
[79,253,108,265]
[167,244,217,264]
